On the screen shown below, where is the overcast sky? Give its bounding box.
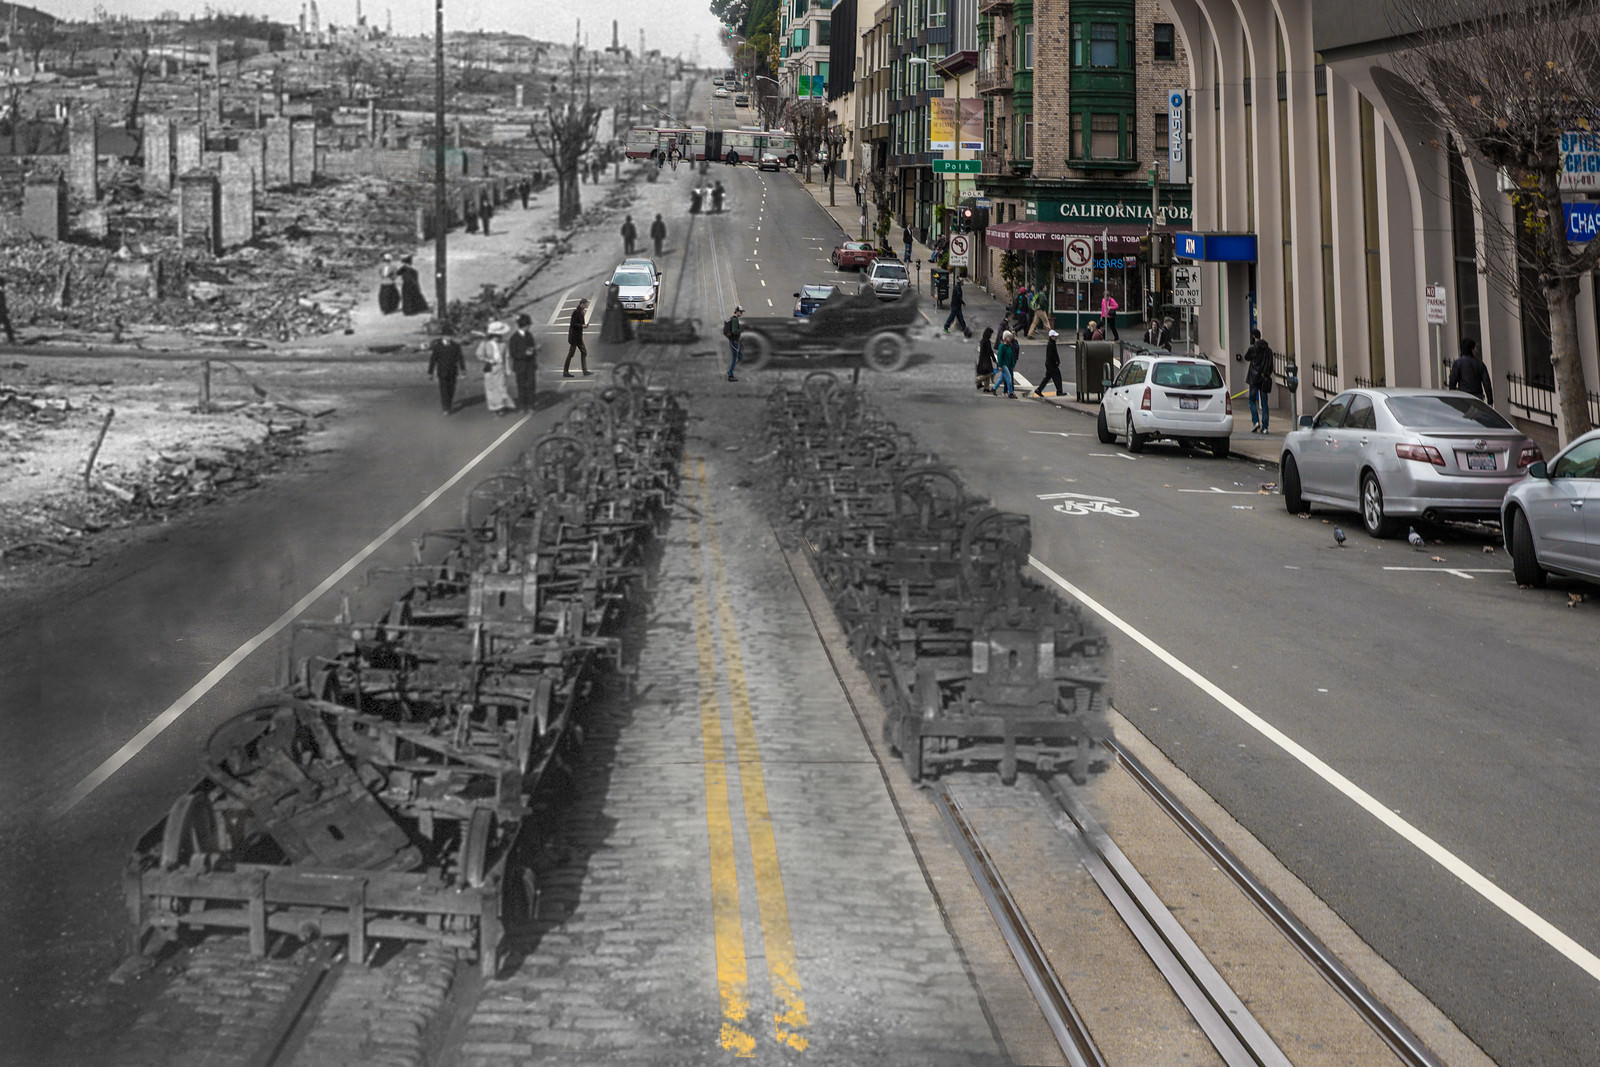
[41,0,732,63]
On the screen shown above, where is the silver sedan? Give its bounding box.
[1280,388,1542,537]
[1501,428,1600,587]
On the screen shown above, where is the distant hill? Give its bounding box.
[0,2,60,28]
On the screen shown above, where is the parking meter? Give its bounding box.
[1284,361,1300,426]
[914,258,922,292]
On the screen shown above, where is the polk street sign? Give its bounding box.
[932,159,981,174]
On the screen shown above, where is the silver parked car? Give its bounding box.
[1501,428,1600,587]
[862,259,909,300]
[1280,388,1542,537]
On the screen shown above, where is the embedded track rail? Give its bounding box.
[1103,739,1444,1067]
[938,755,1446,1067]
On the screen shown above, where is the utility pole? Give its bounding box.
[1149,164,1159,324]
[433,0,447,318]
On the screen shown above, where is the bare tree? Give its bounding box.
[1396,0,1600,442]
[530,48,604,227]
[13,19,64,72]
[785,98,827,183]
[753,76,784,132]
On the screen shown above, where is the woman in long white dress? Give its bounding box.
[478,321,516,414]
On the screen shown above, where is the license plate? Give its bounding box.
[1179,397,1199,410]
[1466,452,1496,471]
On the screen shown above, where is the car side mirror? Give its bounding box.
[1527,461,1548,479]
[793,293,801,298]
[1298,415,1314,429]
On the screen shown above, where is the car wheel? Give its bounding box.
[1125,415,1145,454]
[1211,437,1230,459]
[1096,406,1116,443]
[1282,454,1307,513]
[1510,509,1547,587]
[1360,471,1401,538]
[863,331,910,372]
[739,330,771,371]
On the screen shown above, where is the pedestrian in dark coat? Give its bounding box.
[427,327,466,413]
[1032,330,1064,397]
[0,274,16,344]
[975,327,995,392]
[621,215,638,255]
[480,197,493,235]
[902,225,913,262]
[711,181,725,213]
[398,255,428,316]
[563,298,591,376]
[464,198,479,233]
[1245,329,1274,433]
[650,214,667,256]
[725,305,744,381]
[508,313,538,410]
[992,330,1020,397]
[943,274,971,338]
[519,179,530,208]
[377,253,399,315]
[1449,337,1494,404]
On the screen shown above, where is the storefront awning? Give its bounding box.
[982,221,1157,252]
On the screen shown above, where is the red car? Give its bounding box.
[830,240,879,270]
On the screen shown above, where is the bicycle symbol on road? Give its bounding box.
[1037,491,1140,518]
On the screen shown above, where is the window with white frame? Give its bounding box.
[928,0,947,29]
[1020,23,1034,69]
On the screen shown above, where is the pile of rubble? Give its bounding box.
[0,174,425,343]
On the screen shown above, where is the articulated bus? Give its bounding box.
[624,125,799,166]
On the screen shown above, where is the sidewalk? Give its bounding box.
[792,175,1288,468]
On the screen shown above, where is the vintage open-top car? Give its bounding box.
[738,285,919,372]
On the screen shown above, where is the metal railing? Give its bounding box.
[976,64,1013,93]
[1505,372,1557,425]
[1310,362,1338,398]
[1353,374,1386,388]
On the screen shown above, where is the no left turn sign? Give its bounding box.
[1063,237,1093,268]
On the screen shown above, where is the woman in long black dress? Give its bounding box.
[377,253,399,314]
[975,327,995,392]
[398,255,428,316]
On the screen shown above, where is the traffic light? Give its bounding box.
[957,201,987,232]
[1138,233,1152,263]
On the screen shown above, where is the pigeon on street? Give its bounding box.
[1334,526,1346,546]
[1408,526,1425,549]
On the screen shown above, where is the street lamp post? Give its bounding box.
[826,121,845,207]
[433,0,447,321]
[753,74,780,132]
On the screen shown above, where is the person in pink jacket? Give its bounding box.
[1100,292,1120,340]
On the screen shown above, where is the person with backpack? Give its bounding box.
[1245,329,1274,433]
[723,306,744,381]
[1027,288,1051,338]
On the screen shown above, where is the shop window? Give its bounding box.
[1154,23,1175,61]
[1090,23,1118,67]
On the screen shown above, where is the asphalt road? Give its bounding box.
[740,169,1600,1063]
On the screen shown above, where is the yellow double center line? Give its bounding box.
[688,457,810,1056]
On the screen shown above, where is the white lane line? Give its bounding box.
[1088,451,1139,461]
[1383,566,1509,580]
[547,286,575,325]
[53,417,535,818]
[767,298,774,307]
[1028,554,1600,985]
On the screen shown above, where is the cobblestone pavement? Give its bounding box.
[108,938,456,1067]
[454,445,1007,1066]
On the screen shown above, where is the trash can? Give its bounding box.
[930,267,950,308]
[1075,340,1121,403]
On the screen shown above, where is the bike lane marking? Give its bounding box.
[53,415,535,818]
[1029,554,1600,985]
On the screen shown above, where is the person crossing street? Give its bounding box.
[563,298,591,377]
[943,273,972,338]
